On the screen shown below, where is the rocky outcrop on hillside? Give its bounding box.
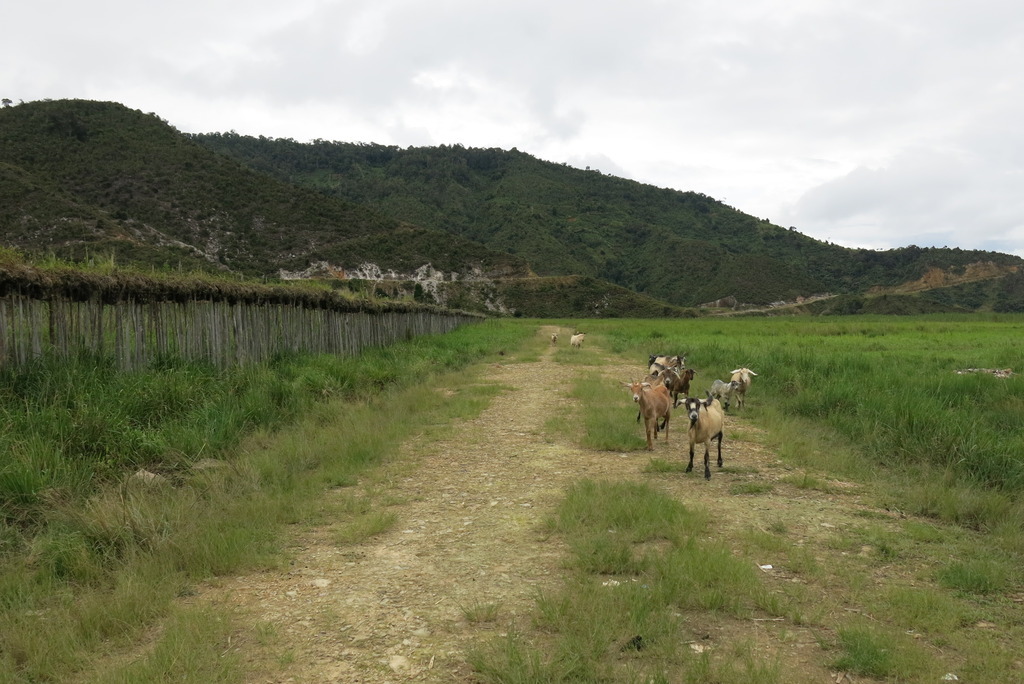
[867,261,1018,295]
[278,261,514,315]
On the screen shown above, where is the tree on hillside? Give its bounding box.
[994,270,1024,312]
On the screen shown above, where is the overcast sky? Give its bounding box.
[5,0,1023,256]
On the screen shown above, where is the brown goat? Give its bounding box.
[636,368,668,428]
[623,379,672,450]
[662,367,696,407]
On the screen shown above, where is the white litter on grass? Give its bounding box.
[759,564,773,571]
[602,578,644,587]
[955,368,1013,378]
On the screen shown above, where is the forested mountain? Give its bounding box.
[191,134,1024,309]
[0,99,528,279]
[2,98,1023,314]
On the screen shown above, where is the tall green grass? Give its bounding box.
[472,318,1023,683]
[586,315,1024,528]
[0,319,533,682]
[472,480,784,682]
[831,624,931,680]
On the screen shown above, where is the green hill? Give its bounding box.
[0,99,529,279]
[190,134,1024,309]
[2,98,1023,316]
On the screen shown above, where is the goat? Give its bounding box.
[636,367,668,427]
[648,361,667,376]
[729,368,758,409]
[551,332,558,344]
[648,353,687,371]
[570,332,586,349]
[709,379,741,411]
[681,392,724,479]
[623,379,672,450]
[662,367,696,407]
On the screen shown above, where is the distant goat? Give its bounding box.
[681,393,725,479]
[729,368,758,409]
[624,379,672,450]
[551,332,558,344]
[570,332,586,349]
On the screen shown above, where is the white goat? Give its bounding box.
[729,367,758,410]
[680,393,725,479]
[623,379,672,450]
[551,332,558,344]
[570,332,586,349]
[709,379,741,411]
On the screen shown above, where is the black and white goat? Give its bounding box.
[680,393,724,480]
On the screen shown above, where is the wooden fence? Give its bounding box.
[0,267,482,370]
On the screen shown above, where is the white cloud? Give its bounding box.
[784,146,1024,252]
[3,0,1024,257]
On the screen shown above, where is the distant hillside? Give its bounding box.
[0,99,529,279]
[2,98,1023,316]
[191,135,1024,309]
[339,273,698,319]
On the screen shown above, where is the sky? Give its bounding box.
[5,0,1024,256]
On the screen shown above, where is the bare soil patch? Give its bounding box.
[192,326,887,682]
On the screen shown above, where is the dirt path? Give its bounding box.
[196,326,859,682]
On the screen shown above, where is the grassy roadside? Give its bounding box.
[469,317,1024,683]
[5,315,1023,682]
[0,320,535,683]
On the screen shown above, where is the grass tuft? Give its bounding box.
[937,559,1010,595]
[461,601,501,624]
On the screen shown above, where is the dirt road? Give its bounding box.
[196,326,858,682]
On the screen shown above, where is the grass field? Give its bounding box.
[1,314,1022,682]
[492,314,1024,682]
[0,320,531,682]
[590,314,1024,525]
[520,317,1024,679]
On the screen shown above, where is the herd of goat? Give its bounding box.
[626,353,757,480]
[556,331,756,480]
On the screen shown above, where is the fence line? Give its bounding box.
[0,294,479,370]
